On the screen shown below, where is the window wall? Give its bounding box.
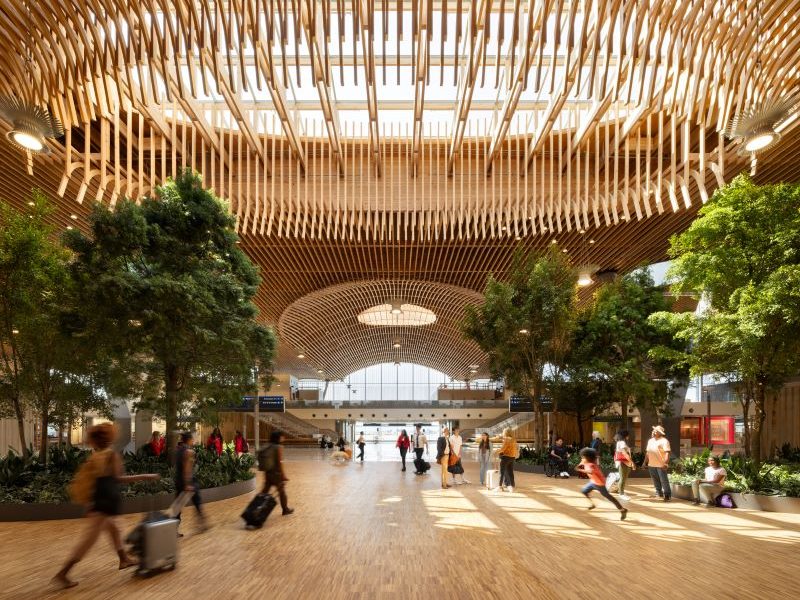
[298,363,493,403]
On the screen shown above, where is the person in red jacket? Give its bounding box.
[233,430,249,455]
[396,429,411,472]
[207,428,223,456]
[146,431,165,457]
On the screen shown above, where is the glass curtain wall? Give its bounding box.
[298,363,492,403]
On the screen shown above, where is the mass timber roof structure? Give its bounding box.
[1,1,800,378]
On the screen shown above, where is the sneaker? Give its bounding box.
[507,486,514,493]
[462,479,471,485]
[620,508,628,521]
[587,504,596,510]
[619,494,631,502]
[282,508,295,516]
[663,497,671,503]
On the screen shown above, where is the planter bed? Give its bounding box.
[0,477,256,522]
[728,493,800,514]
[670,483,695,501]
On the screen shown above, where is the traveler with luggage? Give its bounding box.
[412,425,429,473]
[613,429,635,500]
[170,431,209,535]
[478,432,492,486]
[436,427,451,489]
[495,428,519,492]
[448,427,469,485]
[337,436,347,451]
[53,423,160,590]
[356,432,366,462]
[259,430,294,516]
[396,429,411,472]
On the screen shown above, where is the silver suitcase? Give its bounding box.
[486,469,501,489]
[139,517,179,574]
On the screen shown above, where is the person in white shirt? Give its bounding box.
[641,425,672,501]
[412,424,428,475]
[613,429,636,500]
[692,456,727,506]
[448,427,470,485]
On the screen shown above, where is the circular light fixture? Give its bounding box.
[392,342,401,349]
[0,98,64,155]
[27,201,34,206]
[577,271,594,287]
[551,239,557,244]
[743,128,779,152]
[316,369,324,375]
[589,239,596,244]
[358,303,436,327]
[66,225,73,230]
[469,369,478,375]
[11,328,19,335]
[70,214,78,220]
[297,353,305,359]
[469,364,480,370]
[7,128,45,153]
[562,248,568,253]
[519,329,529,335]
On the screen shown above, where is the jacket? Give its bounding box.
[436,436,449,460]
[499,436,518,458]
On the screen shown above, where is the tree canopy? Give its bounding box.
[66,170,277,450]
[653,175,800,461]
[462,247,576,446]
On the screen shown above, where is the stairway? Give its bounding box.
[462,412,537,440]
[258,411,336,440]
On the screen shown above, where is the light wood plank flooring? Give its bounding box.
[2,453,798,599]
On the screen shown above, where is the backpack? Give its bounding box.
[715,493,736,508]
[258,444,278,473]
[605,471,621,493]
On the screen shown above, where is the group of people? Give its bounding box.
[53,424,292,590]
[145,428,249,458]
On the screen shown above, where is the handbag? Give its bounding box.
[448,452,459,467]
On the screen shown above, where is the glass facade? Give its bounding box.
[297,363,493,404]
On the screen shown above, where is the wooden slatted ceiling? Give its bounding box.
[2,1,800,378]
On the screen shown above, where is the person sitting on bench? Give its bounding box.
[692,455,727,506]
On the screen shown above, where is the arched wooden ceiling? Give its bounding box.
[1,1,800,378]
[278,280,486,379]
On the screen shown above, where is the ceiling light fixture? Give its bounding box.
[392,341,401,349]
[469,369,478,374]
[469,364,480,370]
[316,369,324,374]
[358,303,436,327]
[70,214,78,220]
[390,300,403,315]
[11,328,19,335]
[297,353,305,359]
[519,329,529,335]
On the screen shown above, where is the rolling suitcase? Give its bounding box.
[486,468,501,489]
[241,492,277,529]
[413,457,431,474]
[128,513,179,576]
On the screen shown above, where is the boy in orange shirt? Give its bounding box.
[575,448,628,521]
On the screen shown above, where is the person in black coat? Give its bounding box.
[435,427,451,489]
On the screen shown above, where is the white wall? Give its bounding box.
[0,416,34,454]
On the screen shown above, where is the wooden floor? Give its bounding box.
[2,451,799,599]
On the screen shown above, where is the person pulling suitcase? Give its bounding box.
[258,430,294,517]
[169,431,208,535]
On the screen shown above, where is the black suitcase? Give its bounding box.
[414,458,431,473]
[241,493,277,529]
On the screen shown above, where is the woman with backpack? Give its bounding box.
[53,423,160,590]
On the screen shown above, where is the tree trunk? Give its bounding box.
[576,415,585,446]
[164,364,180,458]
[752,383,767,463]
[11,396,28,457]
[739,390,752,459]
[40,409,48,465]
[621,395,629,434]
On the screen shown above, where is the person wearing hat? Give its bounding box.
[642,425,672,501]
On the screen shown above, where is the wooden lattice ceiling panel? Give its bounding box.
[1,1,800,376]
[277,280,486,380]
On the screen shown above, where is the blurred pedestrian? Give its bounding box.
[170,431,209,534]
[478,432,492,486]
[576,448,628,520]
[396,429,411,472]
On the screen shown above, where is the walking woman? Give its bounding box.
[53,423,160,589]
[206,427,223,456]
[495,428,519,493]
[613,429,635,500]
[478,432,492,486]
[396,429,411,472]
[356,432,366,462]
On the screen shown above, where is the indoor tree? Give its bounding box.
[657,175,800,462]
[66,169,278,452]
[462,246,576,447]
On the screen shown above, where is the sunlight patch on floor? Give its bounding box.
[421,489,499,531]
[481,490,604,539]
[652,506,800,544]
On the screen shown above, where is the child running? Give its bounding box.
[575,448,628,521]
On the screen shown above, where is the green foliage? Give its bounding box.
[669,450,800,497]
[0,192,112,459]
[65,170,277,448]
[0,444,254,504]
[462,247,576,444]
[655,175,800,461]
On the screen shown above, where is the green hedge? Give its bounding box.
[0,445,254,504]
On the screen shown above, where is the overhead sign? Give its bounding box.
[509,395,534,413]
[236,395,286,413]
